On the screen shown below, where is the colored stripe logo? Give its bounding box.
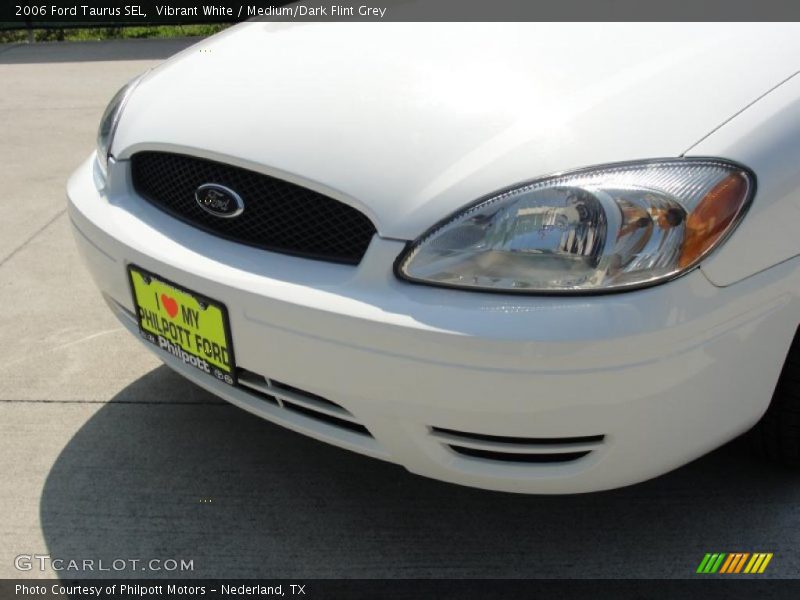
[696,553,773,574]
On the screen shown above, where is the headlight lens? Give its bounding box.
[96,75,144,176]
[396,159,754,293]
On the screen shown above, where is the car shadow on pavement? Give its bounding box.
[40,365,800,579]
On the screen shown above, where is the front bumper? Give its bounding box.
[68,155,800,493]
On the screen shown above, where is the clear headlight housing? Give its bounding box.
[96,74,144,178]
[396,159,754,294]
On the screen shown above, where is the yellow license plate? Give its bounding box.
[128,265,236,385]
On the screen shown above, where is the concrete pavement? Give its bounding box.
[1,39,800,580]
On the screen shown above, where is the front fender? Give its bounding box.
[687,72,800,287]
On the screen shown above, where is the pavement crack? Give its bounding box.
[0,208,66,268]
[0,328,124,371]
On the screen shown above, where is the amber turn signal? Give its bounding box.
[679,172,751,269]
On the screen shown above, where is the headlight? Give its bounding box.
[396,159,754,294]
[96,74,144,177]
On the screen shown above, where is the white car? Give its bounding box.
[68,23,800,493]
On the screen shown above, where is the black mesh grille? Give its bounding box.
[130,151,376,264]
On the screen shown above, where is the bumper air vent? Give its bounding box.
[430,426,604,464]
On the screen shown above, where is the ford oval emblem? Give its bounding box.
[194,183,244,218]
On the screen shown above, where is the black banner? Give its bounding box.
[3,0,800,27]
[3,579,800,600]
[0,1,287,28]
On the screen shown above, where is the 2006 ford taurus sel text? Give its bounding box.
[68,23,800,493]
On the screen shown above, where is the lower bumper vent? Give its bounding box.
[238,368,372,438]
[430,426,604,464]
[449,446,591,463]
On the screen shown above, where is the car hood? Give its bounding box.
[113,22,800,240]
